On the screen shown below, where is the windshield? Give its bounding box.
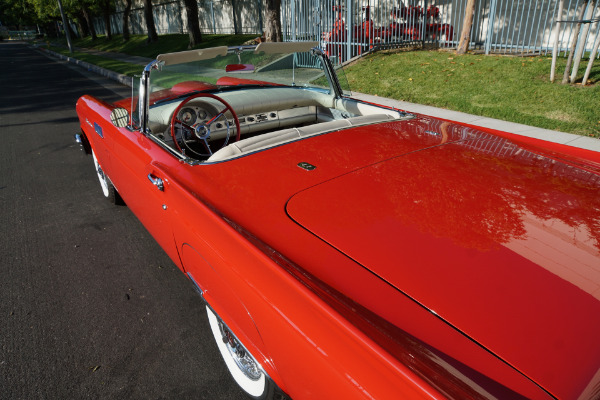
[152,44,338,94]
[132,42,352,130]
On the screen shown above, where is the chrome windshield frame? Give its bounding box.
[137,43,344,135]
[139,59,162,134]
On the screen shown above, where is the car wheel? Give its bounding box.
[92,150,121,205]
[206,306,276,400]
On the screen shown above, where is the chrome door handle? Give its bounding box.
[147,173,164,191]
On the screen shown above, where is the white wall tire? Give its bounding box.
[206,306,275,399]
[91,150,121,205]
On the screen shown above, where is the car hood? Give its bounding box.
[285,132,600,400]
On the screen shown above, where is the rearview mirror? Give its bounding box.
[110,107,129,128]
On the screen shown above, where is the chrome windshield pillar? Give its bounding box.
[311,47,344,99]
[139,60,162,134]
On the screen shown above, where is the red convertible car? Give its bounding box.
[76,42,600,400]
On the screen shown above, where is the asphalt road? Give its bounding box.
[0,42,247,399]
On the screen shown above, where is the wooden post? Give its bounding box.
[582,26,600,85]
[562,0,590,84]
[570,0,596,83]
[550,0,564,82]
[457,0,476,55]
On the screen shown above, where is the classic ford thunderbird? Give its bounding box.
[76,42,600,399]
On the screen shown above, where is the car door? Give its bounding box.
[105,125,182,266]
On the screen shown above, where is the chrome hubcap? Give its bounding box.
[219,321,262,381]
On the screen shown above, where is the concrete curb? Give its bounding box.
[38,46,134,87]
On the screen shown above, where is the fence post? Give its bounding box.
[178,0,184,34]
[485,0,498,54]
[210,1,216,34]
[258,0,263,34]
[422,0,428,46]
[346,0,352,62]
[551,0,564,82]
[292,0,296,41]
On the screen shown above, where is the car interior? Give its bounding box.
[147,86,412,162]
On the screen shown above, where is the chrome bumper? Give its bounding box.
[75,132,92,155]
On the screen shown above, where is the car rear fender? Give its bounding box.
[162,171,446,399]
[154,172,286,389]
[181,242,275,379]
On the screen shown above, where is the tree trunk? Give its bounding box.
[582,26,600,85]
[562,0,589,84]
[456,0,476,55]
[82,5,97,41]
[263,0,282,42]
[103,14,112,39]
[76,11,90,38]
[232,0,239,34]
[569,0,595,83]
[101,0,112,40]
[122,0,132,42]
[183,0,202,48]
[143,0,158,43]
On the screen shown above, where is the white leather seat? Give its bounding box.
[208,114,394,162]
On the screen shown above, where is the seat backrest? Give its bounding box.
[208,114,394,162]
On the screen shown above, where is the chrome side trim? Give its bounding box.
[186,272,205,298]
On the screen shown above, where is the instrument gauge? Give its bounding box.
[179,107,197,125]
[197,109,208,120]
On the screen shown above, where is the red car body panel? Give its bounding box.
[286,137,600,400]
[77,83,600,399]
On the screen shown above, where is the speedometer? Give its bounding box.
[179,107,197,124]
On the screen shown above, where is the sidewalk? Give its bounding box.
[40,45,600,152]
[353,93,600,152]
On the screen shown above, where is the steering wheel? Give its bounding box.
[170,92,241,158]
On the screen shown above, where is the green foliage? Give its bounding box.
[27,0,60,22]
[1,0,42,26]
[1,0,105,26]
[344,50,600,137]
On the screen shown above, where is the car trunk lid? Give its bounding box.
[285,134,600,400]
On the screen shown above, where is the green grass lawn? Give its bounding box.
[343,49,600,137]
[48,46,142,77]
[44,34,600,137]
[55,33,258,58]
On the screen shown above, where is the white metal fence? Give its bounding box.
[89,0,600,63]
[282,0,600,62]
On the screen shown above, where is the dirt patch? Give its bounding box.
[544,110,576,123]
